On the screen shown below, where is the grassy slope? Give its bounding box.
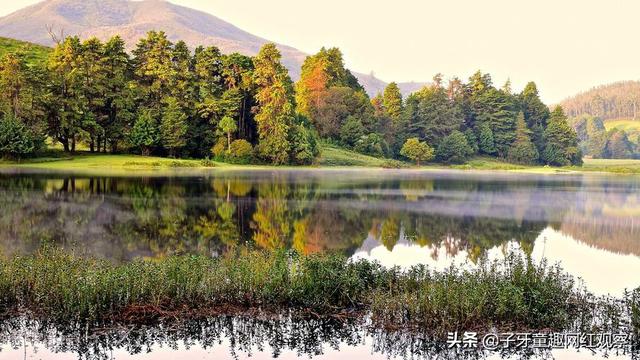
[316,144,389,167]
[604,118,640,142]
[0,37,51,65]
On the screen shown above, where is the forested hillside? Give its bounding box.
[0,32,582,168]
[561,81,640,120]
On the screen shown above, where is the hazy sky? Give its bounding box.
[1,0,639,103]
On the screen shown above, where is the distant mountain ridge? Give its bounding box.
[0,0,426,97]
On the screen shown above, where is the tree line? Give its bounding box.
[571,115,640,159]
[0,31,582,167]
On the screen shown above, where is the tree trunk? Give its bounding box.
[71,136,76,153]
[89,139,95,153]
[228,132,231,152]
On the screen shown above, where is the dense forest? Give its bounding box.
[561,81,640,120]
[0,31,582,166]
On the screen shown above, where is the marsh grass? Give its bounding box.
[0,247,632,334]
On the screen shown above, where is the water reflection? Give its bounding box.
[0,169,639,295]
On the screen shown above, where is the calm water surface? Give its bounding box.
[0,168,639,359]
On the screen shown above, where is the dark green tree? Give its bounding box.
[435,130,473,164]
[542,106,582,166]
[507,112,539,164]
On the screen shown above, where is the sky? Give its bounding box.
[1,0,639,103]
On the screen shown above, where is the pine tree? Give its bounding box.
[160,97,188,157]
[383,82,403,122]
[130,110,159,156]
[519,82,550,153]
[253,43,294,164]
[218,115,237,151]
[507,112,539,164]
[542,106,582,166]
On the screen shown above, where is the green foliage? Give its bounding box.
[507,112,539,164]
[253,43,294,165]
[605,129,635,159]
[289,123,319,165]
[130,110,159,156]
[339,115,365,147]
[218,115,238,151]
[405,85,463,148]
[435,130,473,164]
[519,82,550,153]
[400,138,434,165]
[160,97,188,156]
[355,133,389,158]
[228,139,254,163]
[0,37,51,66]
[0,115,41,158]
[478,123,497,155]
[0,248,595,333]
[383,82,403,122]
[542,107,583,166]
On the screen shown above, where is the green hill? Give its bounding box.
[0,37,51,65]
[604,118,640,143]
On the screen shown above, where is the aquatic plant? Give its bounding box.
[0,246,626,335]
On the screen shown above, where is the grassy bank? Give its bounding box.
[3,149,640,175]
[0,247,622,334]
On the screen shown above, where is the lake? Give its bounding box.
[0,168,639,359]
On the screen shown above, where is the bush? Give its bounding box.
[0,115,42,158]
[400,138,434,166]
[289,124,319,165]
[435,131,473,164]
[355,133,389,158]
[211,139,227,158]
[228,139,254,163]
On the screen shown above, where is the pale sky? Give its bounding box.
[1,0,639,103]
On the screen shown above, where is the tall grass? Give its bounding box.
[0,247,626,334]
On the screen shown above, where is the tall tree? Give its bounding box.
[252,43,295,164]
[102,36,134,153]
[132,31,175,109]
[542,106,582,166]
[383,82,403,122]
[507,112,539,164]
[160,97,188,157]
[519,82,550,153]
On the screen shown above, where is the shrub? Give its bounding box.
[289,124,319,165]
[228,139,254,163]
[0,115,42,158]
[211,139,227,158]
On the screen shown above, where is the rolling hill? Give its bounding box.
[0,0,426,97]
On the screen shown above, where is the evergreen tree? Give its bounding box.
[339,115,365,148]
[478,123,496,155]
[132,31,175,109]
[103,36,134,153]
[160,97,188,157]
[542,106,583,166]
[130,110,159,156]
[519,82,550,153]
[383,82,403,122]
[507,112,539,164]
[253,43,295,164]
[406,85,463,148]
[435,130,473,164]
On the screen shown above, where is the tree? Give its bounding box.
[542,106,582,166]
[218,115,237,152]
[253,43,294,164]
[160,97,188,157]
[339,115,365,147]
[383,82,403,122]
[132,31,175,109]
[355,133,388,157]
[519,82,550,153]
[405,85,463,148]
[130,110,158,156]
[102,36,134,153]
[478,123,496,155]
[400,138,434,166]
[605,130,635,159]
[435,130,473,164]
[507,112,539,164]
[0,115,41,158]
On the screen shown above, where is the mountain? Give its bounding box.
[560,81,640,121]
[0,0,426,97]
